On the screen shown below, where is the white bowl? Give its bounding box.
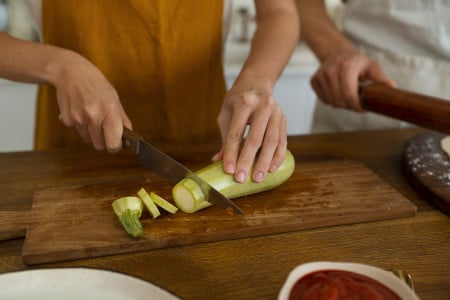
[278,261,419,300]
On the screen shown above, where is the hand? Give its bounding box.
[213,80,287,183]
[53,51,132,152]
[311,50,395,111]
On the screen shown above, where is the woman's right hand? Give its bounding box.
[52,50,132,152]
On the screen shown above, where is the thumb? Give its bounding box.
[366,62,396,88]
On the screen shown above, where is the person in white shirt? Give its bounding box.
[298,0,450,133]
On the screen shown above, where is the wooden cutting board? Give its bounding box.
[403,131,450,216]
[0,157,416,265]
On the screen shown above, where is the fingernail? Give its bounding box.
[225,163,235,174]
[253,171,265,183]
[236,170,246,183]
[269,164,278,172]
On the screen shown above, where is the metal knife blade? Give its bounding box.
[122,127,244,215]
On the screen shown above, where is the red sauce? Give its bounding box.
[288,270,401,300]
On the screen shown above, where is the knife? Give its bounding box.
[122,127,244,215]
[360,83,450,134]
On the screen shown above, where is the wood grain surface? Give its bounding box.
[1,157,416,265]
[1,129,449,300]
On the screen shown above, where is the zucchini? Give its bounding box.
[172,149,295,213]
[112,196,144,238]
[150,191,179,214]
[137,188,161,218]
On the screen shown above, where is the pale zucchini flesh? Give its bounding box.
[172,149,295,213]
[150,192,179,214]
[137,188,161,218]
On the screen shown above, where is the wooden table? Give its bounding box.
[0,128,449,299]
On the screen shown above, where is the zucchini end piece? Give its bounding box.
[112,196,144,239]
[119,209,144,238]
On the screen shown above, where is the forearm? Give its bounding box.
[0,32,74,85]
[297,0,355,62]
[234,5,300,90]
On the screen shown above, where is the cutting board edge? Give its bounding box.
[20,205,417,266]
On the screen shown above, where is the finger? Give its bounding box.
[323,66,345,108]
[339,60,363,111]
[102,116,123,153]
[314,67,342,108]
[88,121,106,151]
[270,114,287,173]
[215,109,232,162]
[216,107,232,139]
[102,110,128,153]
[212,147,224,162]
[311,75,330,106]
[235,98,275,183]
[221,104,252,175]
[367,62,396,87]
[251,107,284,182]
[75,124,91,144]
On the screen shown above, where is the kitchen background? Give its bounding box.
[0,0,343,152]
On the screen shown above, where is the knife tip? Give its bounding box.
[227,206,245,216]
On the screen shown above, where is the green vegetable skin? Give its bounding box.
[172,149,296,213]
[112,196,144,238]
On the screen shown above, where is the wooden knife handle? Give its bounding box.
[360,83,450,134]
[122,127,141,155]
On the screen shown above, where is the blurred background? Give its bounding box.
[0,0,343,152]
[0,0,39,152]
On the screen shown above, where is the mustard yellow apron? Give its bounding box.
[35,0,226,150]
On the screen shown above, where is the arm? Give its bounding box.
[0,32,131,152]
[297,0,394,111]
[215,0,299,183]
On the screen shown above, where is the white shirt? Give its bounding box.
[312,0,450,133]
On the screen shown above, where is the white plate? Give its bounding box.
[0,267,180,300]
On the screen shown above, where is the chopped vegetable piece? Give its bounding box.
[150,192,179,214]
[112,196,144,239]
[172,149,296,213]
[137,188,160,218]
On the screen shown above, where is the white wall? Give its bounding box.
[0,80,37,152]
[0,0,38,152]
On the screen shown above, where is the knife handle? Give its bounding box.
[122,127,141,155]
[360,83,450,134]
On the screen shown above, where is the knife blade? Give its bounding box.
[122,127,244,215]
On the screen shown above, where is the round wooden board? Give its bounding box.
[403,131,450,216]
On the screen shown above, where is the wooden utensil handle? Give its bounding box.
[122,127,141,155]
[0,210,30,241]
[360,83,450,134]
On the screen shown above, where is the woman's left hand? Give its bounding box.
[214,79,287,183]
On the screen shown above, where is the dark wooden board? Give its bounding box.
[403,131,450,216]
[1,158,416,265]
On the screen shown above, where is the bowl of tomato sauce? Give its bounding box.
[278,262,419,300]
